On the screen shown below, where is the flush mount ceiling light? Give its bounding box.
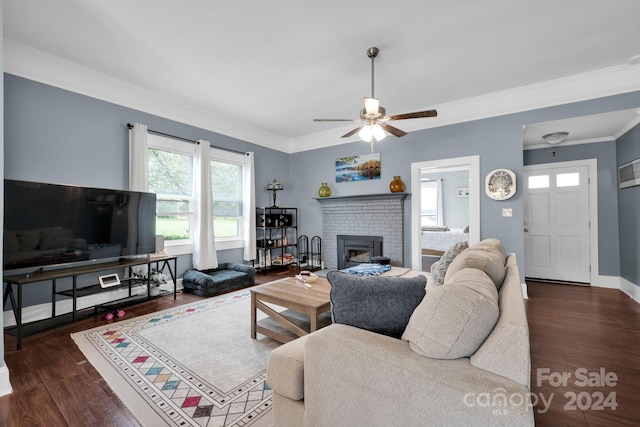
[542,132,569,145]
[314,47,438,152]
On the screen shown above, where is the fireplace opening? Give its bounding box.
[337,235,383,269]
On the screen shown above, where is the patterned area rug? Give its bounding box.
[72,288,278,427]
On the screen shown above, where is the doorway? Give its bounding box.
[410,156,480,271]
[524,159,598,283]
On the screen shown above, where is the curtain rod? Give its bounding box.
[127,123,248,155]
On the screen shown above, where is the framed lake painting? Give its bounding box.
[335,153,381,182]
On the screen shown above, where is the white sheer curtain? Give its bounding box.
[129,123,148,192]
[193,140,218,270]
[243,152,256,261]
[436,178,444,226]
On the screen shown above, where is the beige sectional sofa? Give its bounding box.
[267,239,534,426]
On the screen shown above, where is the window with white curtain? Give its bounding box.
[211,149,245,250]
[147,134,195,244]
[146,133,247,250]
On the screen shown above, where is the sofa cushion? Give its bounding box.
[266,334,308,401]
[430,240,469,285]
[327,270,426,339]
[471,257,531,387]
[402,268,499,359]
[444,238,507,289]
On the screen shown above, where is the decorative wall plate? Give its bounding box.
[485,169,516,200]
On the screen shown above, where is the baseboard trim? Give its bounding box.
[620,277,640,303]
[0,365,12,397]
[3,280,182,327]
[593,275,640,304]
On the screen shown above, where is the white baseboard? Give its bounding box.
[593,275,640,304]
[0,365,12,397]
[620,277,640,303]
[3,280,182,327]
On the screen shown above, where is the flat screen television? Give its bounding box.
[3,179,157,272]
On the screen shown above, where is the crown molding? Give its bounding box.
[614,109,640,139]
[289,64,640,153]
[3,40,291,153]
[523,137,614,151]
[5,40,640,154]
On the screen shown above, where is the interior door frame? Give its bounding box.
[411,155,480,270]
[524,159,599,284]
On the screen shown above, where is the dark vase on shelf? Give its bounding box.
[318,182,331,197]
[389,176,405,193]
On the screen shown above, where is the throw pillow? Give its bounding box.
[430,241,469,286]
[444,238,506,289]
[327,270,427,339]
[402,267,499,359]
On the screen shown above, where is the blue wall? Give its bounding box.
[290,92,640,279]
[5,72,640,308]
[4,74,290,307]
[616,123,640,285]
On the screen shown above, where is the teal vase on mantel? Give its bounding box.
[318,182,331,197]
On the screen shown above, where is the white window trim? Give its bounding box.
[211,148,246,249]
[145,135,248,256]
[147,134,196,255]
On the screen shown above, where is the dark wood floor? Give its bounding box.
[527,280,640,426]
[1,272,639,426]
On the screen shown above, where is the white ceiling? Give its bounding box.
[4,0,640,153]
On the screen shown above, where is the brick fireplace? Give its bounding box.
[337,234,384,269]
[316,193,408,269]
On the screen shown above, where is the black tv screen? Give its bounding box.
[3,179,156,272]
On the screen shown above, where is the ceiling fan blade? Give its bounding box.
[313,118,358,122]
[388,110,438,120]
[341,126,364,138]
[379,122,408,138]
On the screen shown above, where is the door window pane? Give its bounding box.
[557,173,580,187]
[528,175,549,189]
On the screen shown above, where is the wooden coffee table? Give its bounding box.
[251,276,331,343]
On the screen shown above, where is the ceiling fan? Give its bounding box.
[314,47,437,151]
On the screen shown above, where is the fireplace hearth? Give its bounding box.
[337,235,383,270]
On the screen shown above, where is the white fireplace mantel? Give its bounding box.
[315,193,410,204]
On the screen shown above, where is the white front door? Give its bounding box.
[524,164,591,283]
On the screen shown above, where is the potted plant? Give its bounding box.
[133,268,167,296]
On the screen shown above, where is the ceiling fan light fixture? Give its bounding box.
[358,125,373,142]
[542,132,569,145]
[372,123,386,141]
[364,97,379,116]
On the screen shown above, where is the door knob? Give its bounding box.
[524,228,529,232]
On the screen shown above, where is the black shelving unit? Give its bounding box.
[256,207,298,273]
[3,256,177,349]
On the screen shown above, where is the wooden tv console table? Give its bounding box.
[3,255,177,349]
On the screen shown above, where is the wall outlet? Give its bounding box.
[502,208,513,217]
